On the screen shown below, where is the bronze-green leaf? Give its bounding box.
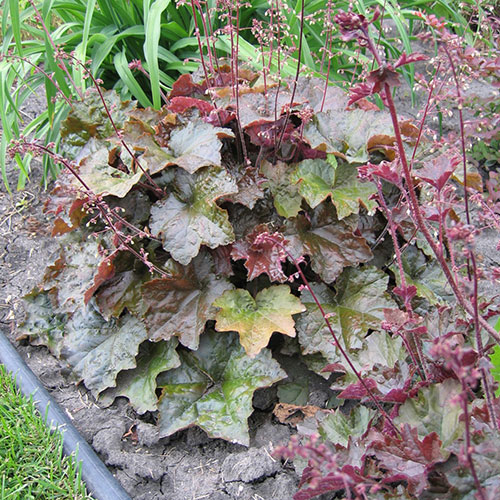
[141,252,233,349]
[156,330,286,445]
[214,285,306,357]
[150,166,238,265]
[99,339,180,414]
[61,305,148,397]
[285,203,372,283]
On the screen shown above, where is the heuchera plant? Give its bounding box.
[12,3,500,499]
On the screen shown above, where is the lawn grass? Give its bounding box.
[0,364,93,499]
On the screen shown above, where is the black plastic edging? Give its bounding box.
[0,331,131,500]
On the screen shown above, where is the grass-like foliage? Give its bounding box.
[9,1,500,499]
[0,365,93,499]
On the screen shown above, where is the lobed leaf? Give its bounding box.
[141,252,233,350]
[285,203,372,283]
[302,108,394,163]
[231,225,288,283]
[61,304,148,397]
[60,89,136,159]
[99,339,180,414]
[296,267,396,370]
[290,157,377,218]
[150,166,238,265]
[76,147,144,198]
[214,285,306,357]
[156,330,286,445]
[395,379,463,450]
[42,235,116,314]
[261,160,302,218]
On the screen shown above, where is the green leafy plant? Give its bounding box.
[11,1,500,499]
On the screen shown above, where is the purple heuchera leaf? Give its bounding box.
[416,154,461,191]
[231,225,288,282]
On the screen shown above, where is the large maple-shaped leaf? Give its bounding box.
[327,160,377,219]
[290,158,336,209]
[60,304,148,397]
[285,203,372,283]
[166,115,234,174]
[260,160,302,218]
[42,235,116,314]
[390,245,453,305]
[76,147,143,198]
[231,225,288,282]
[150,166,238,265]
[369,425,443,495]
[296,267,396,368]
[395,379,463,449]
[302,108,394,163]
[60,88,136,159]
[214,285,306,357]
[99,339,180,414]
[18,290,66,357]
[290,157,377,218]
[141,252,233,349]
[156,330,286,445]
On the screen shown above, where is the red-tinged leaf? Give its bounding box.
[394,52,428,68]
[231,225,288,283]
[150,165,238,265]
[210,245,234,277]
[214,285,306,357]
[416,155,461,191]
[348,82,376,106]
[369,425,443,495]
[338,378,377,399]
[285,203,372,283]
[83,256,116,304]
[168,96,214,115]
[222,161,265,209]
[44,170,89,235]
[367,65,402,92]
[95,267,150,320]
[141,252,233,350]
[358,160,401,185]
[60,88,136,159]
[336,362,414,403]
[169,73,204,98]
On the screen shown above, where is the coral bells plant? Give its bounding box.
[14,3,500,500]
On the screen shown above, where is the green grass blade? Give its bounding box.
[144,0,171,109]
[7,0,23,55]
[114,50,153,107]
[74,0,97,90]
